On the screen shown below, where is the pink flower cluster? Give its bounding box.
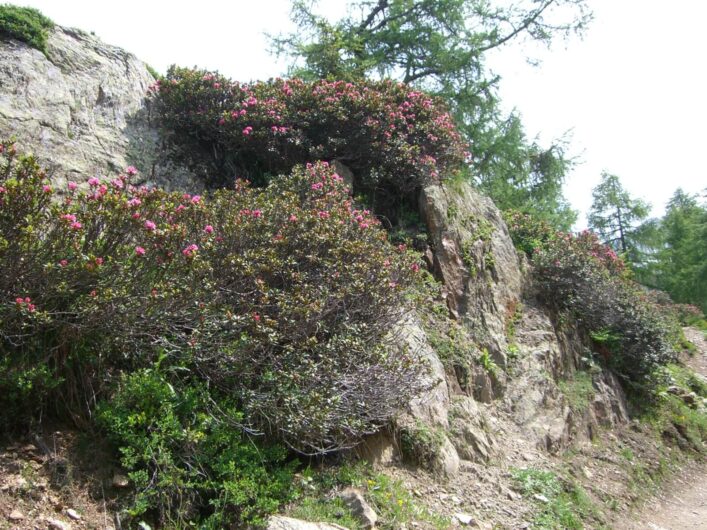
[14,296,36,312]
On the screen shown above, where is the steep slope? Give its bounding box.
[1,23,703,530]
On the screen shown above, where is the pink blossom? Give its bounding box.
[288,214,298,222]
[204,225,214,234]
[175,204,186,213]
[182,244,199,257]
[59,259,68,267]
[135,246,146,256]
[318,211,330,219]
[15,297,24,304]
[126,166,138,176]
[43,185,52,193]
[191,195,201,204]
[132,212,141,219]
[242,126,253,135]
[70,221,82,230]
[95,257,104,266]
[253,312,261,323]
[213,82,221,89]
[128,197,141,207]
[411,263,420,272]
[218,118,226,125]
[251,209,262,218]
[311,182,323,190]
[61,213,77,222]
[88,177,100,187]
[144,220,156,231]
[111,178,124,189]
[359,222,369,229]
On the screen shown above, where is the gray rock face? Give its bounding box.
[0,26,197,189]
[419,182,523,367]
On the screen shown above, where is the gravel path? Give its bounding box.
[617,327,707,530]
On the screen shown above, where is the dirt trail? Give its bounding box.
[617,327,707,530]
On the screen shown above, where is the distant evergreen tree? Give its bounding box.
[588,171,650,254]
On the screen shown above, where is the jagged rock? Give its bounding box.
[339,487,377,529]
[589,370,629,427]
[394,315,450,429]
[46,518,71,530]
[419,182,523,367]
[431,435,460,478]
[0,26,197,190]
[472,369,495,403]
[267,516,349,530]
[449,397,494,462]
[8,509,24,521]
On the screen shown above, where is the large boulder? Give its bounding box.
[0,26,196,189]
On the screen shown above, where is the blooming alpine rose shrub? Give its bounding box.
[180,162,427,452]
[506,211,675,384]
[0,141,426,452]
[149,66,469,194]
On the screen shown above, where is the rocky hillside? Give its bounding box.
[1,21,704,530]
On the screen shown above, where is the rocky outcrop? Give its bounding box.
[400,179,630,466]
[420,182,523,368]
[0,26,196,189]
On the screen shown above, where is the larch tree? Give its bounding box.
[271,0,592,230]
[588,171,650,255]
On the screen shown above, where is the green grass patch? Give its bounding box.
[512,467,604,529]
[0,4,54,54]
[637,364,707,452]
[558,371,596,414]
[288,462,449,530]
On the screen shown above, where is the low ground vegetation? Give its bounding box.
[0,4,53,55]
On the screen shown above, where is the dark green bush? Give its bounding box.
[506,211,676,384]
[149,67,469,199]
[0,4,54,54]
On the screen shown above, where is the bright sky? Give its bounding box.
[8,0,707,227]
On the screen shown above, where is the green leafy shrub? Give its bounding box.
[98,369,295,527]
[149,66,469,198]
[506,211,676,385]
[0,4,54,54]
[0,141,426,453]
[398,422,445,470]
[289,462,449,529]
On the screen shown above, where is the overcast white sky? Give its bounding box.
[9,0,707,227]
